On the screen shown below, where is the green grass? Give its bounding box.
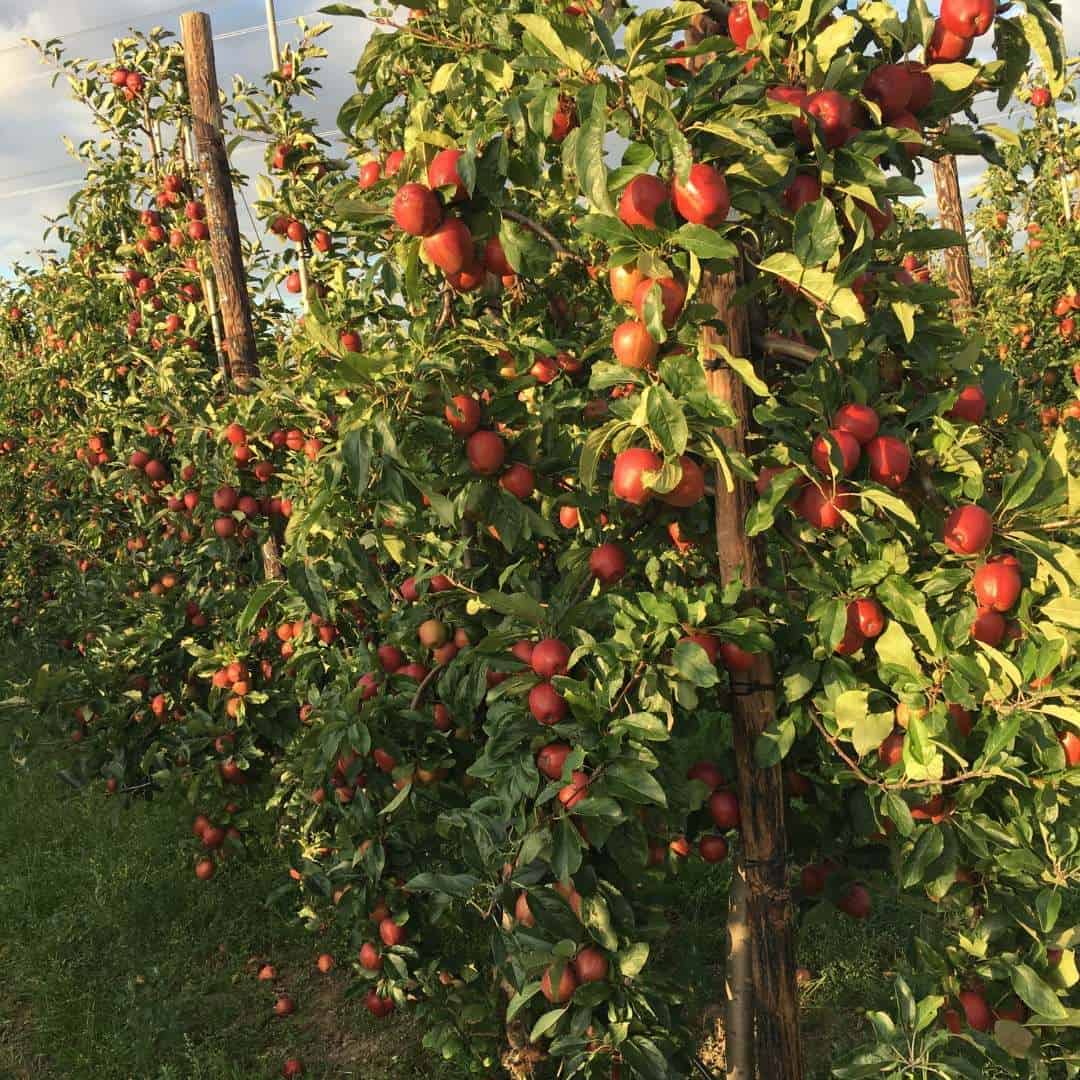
[0,740,918,1079]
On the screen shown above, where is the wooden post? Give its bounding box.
[932,150,975,319]
[264,0,283,70]
[725,865,753,1080]
[701,269,804,1080]
[181,11,260,389]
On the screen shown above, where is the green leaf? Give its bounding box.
[506,982,541,1022]
[1010,962,1068,1021]
[835,689,869,732]
[529,1006,568,1041]
[515,14,589,73]
[874,620,921,676]
[478,590,547,626]
[608,712,670,741]
[757,253,865,323]
[287,560,330,619]
[671,641,720,687]
[574,84,613,215]
[237,580,283,636]
[606,762,667,806]
[617,941,650,977]
[793,198,841,268]
[672,224,737,260]
[927,62,980,91]
[404,872,478,898]
[645,385,688,456]
[754,713,796,767]
[552,816,583,881]
[901,826,944,888]
[995,1019,1034,1058]
[341,427,372,495]
[852,709,895,758]
[1036,889,1062,934]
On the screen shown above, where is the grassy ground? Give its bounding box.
[0,744,909,1079]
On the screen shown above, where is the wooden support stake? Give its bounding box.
[932,149,975,320]
[181,11,260,389]
[702,268,804,1080]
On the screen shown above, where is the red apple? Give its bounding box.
[612,447,662,505]
[943,505,993,555]
[946,385,986,423]
[832,404,879,444]
[618,174,670,229]
[532,638,571,679]
[391,183,442,236]
[589,542,628,586]
[529,682,568,725]
[973,561,1022,611]
[466,430,506,476]
[811,429,862,476]
[427,148,467,201]
[423,217,473,275]
[672,163,730,227]
[612,320,659,369]
[865,435,910,489]
[939,0,994,38]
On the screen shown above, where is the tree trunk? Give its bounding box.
[181,10,281,583]
[701,268,804,1080]
[180,11,260,389]
[725,862,753,1080]
[932,151,975,320]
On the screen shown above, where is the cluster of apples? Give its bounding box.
[390,149,517,293]
[610,164,730,367]
[108,65,145,100]
[191,809,242,880]
[799,858,872,919]
[926,0,996,64]
[75,432,111,469]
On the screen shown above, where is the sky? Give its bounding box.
[0,1,1077,274]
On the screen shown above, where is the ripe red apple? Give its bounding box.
[832,403,879,445]
[445,394,481,437]
[659,455,706,507]
[864,63,913,121]
[708,790,741,830]
[727,2,769,50]
[482,235,512,276]
[282,1058,305,1078]
[466,430,506,476]
[573,946,609,983]
[618,174,669,229]
[427,148,468,202]
[672,163,730,227]
[532,638,571,679]
[800,864,828,895]
[558,770,589,809]
[834,607,865,656]
[849,598,885,638]
[357,161,381,190]
[958,989,992,1031]
[782,173,822,214]
[927,19,973,63]
[500,463,536,500]
[940,0,994,38]
[1059,730,1080,767]
[948,703,973,737]
[612,447,662,505]
[194,858,215,881]
[943,504,993,555]
[687,759,724,789]
[838,882,871,919]
[537,742,572,780]
[794,482,855,530]
[589,542,628,586]
[903,62,933,112]
[682,635,721,665]
[391,183,442,237]
[359,941,383,970]
[720,642,755,673]
[865,435,910,489]
[610,263,645,304]
[529,682,568,725]
[423,217,473,275]
[379,917,407,947]
[973,560,1022,612]
[878,730,905,767]
[514,891,535,926]
[541,962,578,1003]
[273,994,296,1017]
[1031,87,1052,109]
[971,608,1006,646]
[631,277,686,328]
[612,320,659,369]
[946,384,986,423]
[811,429,861,476]
[364,990,395,1018]
[699,834,729,862]
[803,90,857,148]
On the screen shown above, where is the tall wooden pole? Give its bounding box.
[702,269,804,1080]
[181,11,282,583]
[180,11,260,389]
[681,10,802,1075]
[932,150,975,319]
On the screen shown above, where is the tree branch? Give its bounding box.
[502,209,586,265]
